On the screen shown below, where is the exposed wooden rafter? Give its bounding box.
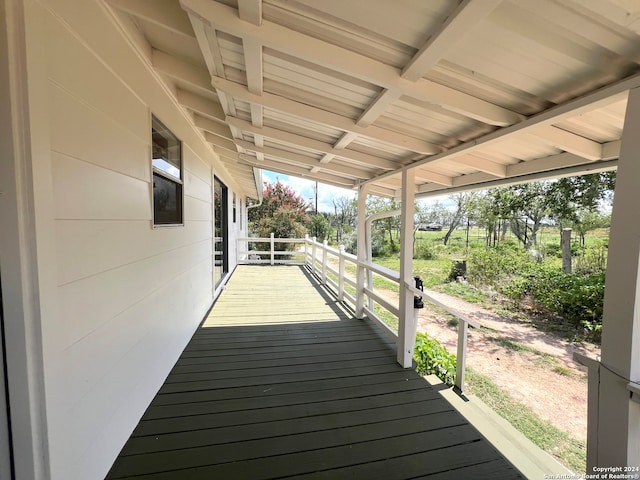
[211,76,442,155]
[180,0,523,127]
[356,0,503,128]
[225,116,398,170]
[117,0,636,200]
[364,74,640,187]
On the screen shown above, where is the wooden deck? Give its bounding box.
[106,265,523,479]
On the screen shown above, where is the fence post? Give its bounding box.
[312,236,317,276]
[305,234,309,265]
[455,321,469,395]
[562,228,572,273]
[270,233,275,266]
[322,240,328,284]
[338,245,345,301]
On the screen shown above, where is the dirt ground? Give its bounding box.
[323,255,599,442]
[407,288,599,441]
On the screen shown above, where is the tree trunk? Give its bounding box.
[443,225,455,245]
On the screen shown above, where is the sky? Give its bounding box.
[261,170,356,213]
[261,170,449,212]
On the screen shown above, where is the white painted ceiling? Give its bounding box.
[107,0,640,200]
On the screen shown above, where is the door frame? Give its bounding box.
[0,272,14,479]
[213,176,229,291]
[0,1,50,478]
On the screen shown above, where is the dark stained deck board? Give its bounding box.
[172,348,396,371]
[106,265,523,479]
[164,355,398,383]
[132,388,446,437]
[122,397,455,455]
[141,377,432,420]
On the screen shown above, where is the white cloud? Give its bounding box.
[262,170,356,212]
[261,170,455,213]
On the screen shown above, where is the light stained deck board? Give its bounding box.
[106,265,522,479]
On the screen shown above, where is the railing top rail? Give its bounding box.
[341,251,357,262]
[359,260,401,282]
[405,281,481,329]
[573,352,600,369]
[239,237,306,243]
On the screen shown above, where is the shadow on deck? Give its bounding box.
[106,265,523,479]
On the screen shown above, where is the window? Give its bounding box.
[152,116,183,225]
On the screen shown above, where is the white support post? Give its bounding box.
[595,86,640,468]
[322,240,328,284]
[270,232,275,265]
[338,244,345,301]
[398,169,416,367]
[356,183,370,319]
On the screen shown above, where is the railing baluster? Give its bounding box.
[236,235,476,398]
[322,240,328,284]
[305,235,309,264]
[270,233,275,265]
[311,237,317,276]
[455,320,469,395]
[338,245,345,301]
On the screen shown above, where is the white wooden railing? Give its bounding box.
[237,234,478,394]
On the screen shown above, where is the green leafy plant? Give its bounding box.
[413,333,457,386]
[414,242,438,260]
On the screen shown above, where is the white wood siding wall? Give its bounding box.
[24,2,247,478]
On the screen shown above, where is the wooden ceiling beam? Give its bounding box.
[194,114,234,140]
[355,1,503,128]
[506,152,594,178]
[180,0,522,126]
[152,49,215,96]
[238,0,263,26]
[226,116,398,170]
[176,89,225,121]
[107,0,194,38]
[238,155,356,188]
[401,0,503,81]
[414,169,454,186]
[203,132,239,154]
[234,140,373,180]
[212,76,442,154]
[531,125,603,161]
[364,73,640,186]
[453,154,507,177]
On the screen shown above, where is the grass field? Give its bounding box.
[412,226,609,251]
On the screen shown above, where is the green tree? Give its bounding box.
[332,196,357,243]
[442,193,476,245]
[308,212,330,241]
[249,181,310,250]
[366,196,401,253]
[504,183,552,249]
[255,209,307,248]
[469,192,502,246]
[571,209,610,246]
[547,172,616,222]
[248,181,309,225]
